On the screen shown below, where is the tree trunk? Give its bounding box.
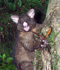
[41,0,60,70]
[40,48,52,70]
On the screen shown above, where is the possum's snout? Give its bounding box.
[23,22,30,32]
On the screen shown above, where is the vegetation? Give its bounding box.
[0,54,16,70]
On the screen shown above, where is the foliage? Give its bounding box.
[0,54,16,70]
[0,12,16,43]
[20,0,49,14]
[22,0,42,9]
[0,26,3,31]
[4,0,16,11]
[0,0,49,13]
[0,0,22,11]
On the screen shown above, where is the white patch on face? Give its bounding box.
[23,22,28,27]
[24,26,30,31]
[23,22,30,31]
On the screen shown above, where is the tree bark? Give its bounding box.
[41,0,60,70]
[40,48,52,70]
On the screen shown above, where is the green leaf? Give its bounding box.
[17,0,22,7]
[0,55,2,58]
[6,65,16,70]
[12,4,16,11]
[0,26,3,31]
[2,54,6,60]
[7,57,13,63]
[1,63,7,67]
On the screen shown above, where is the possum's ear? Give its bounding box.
[11,15,19,24]
[27,9,35,18]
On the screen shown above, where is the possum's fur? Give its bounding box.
[11,9,41,70]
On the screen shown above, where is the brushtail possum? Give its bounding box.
[11,9,42,70]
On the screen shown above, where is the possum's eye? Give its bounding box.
[23,22,30,32]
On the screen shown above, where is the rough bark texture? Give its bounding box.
[41,0,60,70]
[40,48,52,70]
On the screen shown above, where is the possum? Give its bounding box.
[11,9,42,70]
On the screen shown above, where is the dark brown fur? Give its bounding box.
[11,9,41,70]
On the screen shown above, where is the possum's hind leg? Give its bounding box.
[19,61,34,70]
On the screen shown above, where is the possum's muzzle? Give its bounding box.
[23,22,30,32]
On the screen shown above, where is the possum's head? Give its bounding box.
[11,9,36,32]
